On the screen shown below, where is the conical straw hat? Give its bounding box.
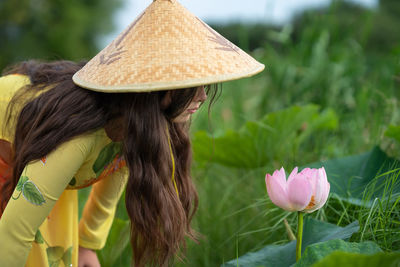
[73,0,265,92]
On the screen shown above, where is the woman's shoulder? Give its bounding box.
[0,73,30,83]
[65,128,124,189]
[0,74,31,141]
[0,74,30,99]
[65,128,110,155]
[65,128,118,162]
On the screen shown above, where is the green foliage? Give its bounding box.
[294,239,382,267]
[222,218,359,267]
[0,0,123,71]
[182,4,400,264]
[212,0,400,59]
[193,105,338,169]
[385,125,400,144]
[323,167,400,252]
[183,126,400,266]
[312,251,400,267]
[384,125,400,158]
[97,218,131,267]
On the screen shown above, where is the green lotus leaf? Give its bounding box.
[223,218,360,267]
[312,251,400,267]
[193,105,338,169]
[294,239,382,266]
[307,146,400,206]
[22,180,45,205]
[92,142,122,177]
[34,230,44,244]
[16,176,28,191]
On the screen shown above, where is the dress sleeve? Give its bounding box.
[78,166,128,250]
[0,135,93,267]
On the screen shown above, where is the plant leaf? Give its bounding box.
[22,180,45,205]
[193,105,337,169]
[301,218,359,248]
[294,239,382,266]
[222,218,359,267]
[385,125,400,144]
[312,251,400,267]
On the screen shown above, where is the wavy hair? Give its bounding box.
[0,60,218,266]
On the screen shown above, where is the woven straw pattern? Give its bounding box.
[73,0,264,92]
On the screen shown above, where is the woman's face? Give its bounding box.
[172,86,207,123]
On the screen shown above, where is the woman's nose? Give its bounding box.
[196,86,207,102]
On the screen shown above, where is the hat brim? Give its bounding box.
[73,64,264,92]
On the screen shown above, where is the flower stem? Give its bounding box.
[296,211,304,262]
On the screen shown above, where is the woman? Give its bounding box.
[0,0,264,266]
[0,60,209,267]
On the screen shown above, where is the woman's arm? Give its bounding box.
[78,165,128,250]
[0,135,93,267]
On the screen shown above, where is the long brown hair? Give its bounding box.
[0,60,217,266]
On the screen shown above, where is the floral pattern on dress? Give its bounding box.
[12,175,45,205]
[34,229,73,267]
[40,157,47,166]
[68,142,126,189]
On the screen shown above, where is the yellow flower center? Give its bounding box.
[305,195,316,209]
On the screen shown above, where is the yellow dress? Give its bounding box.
[0,74,128,267]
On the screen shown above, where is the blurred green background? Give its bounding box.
[2,0,400,266]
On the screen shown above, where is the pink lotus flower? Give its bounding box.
[265,167,330,213]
